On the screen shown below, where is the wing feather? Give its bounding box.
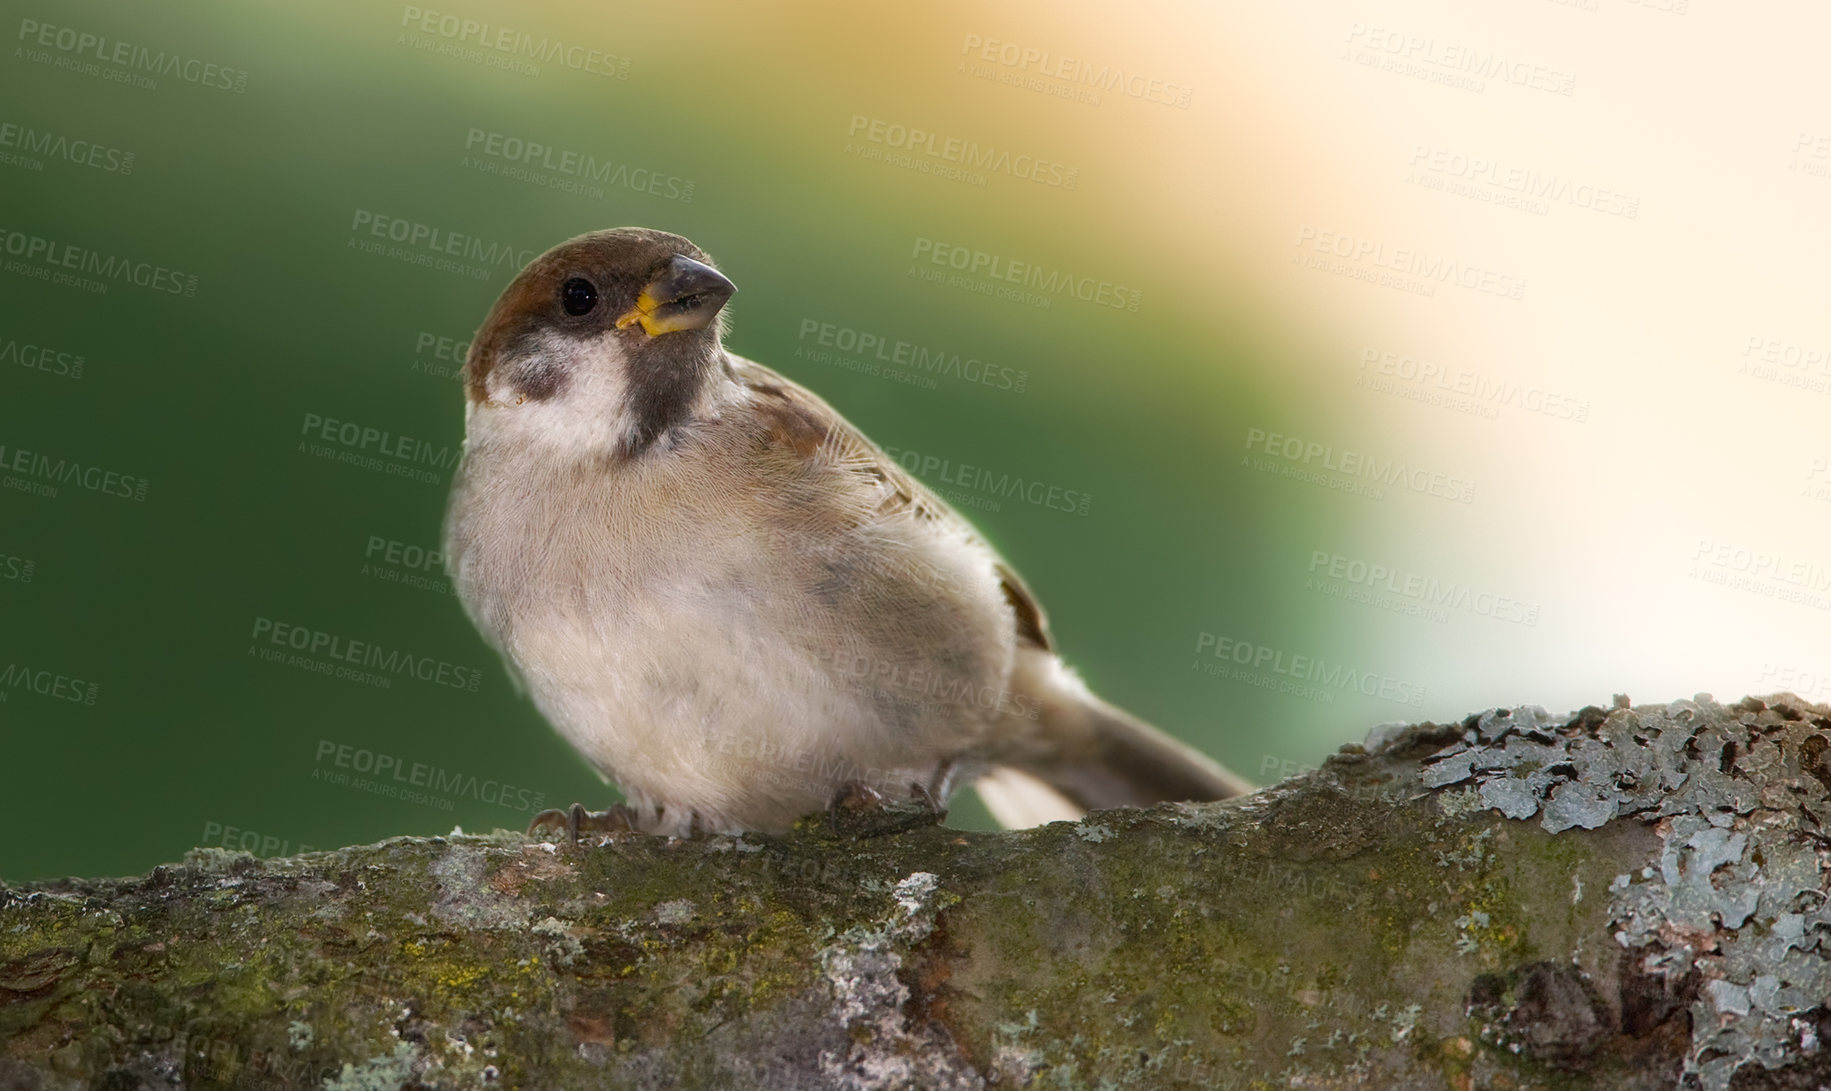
[724,352,1052,651]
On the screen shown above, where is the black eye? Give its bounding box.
[561,277,598,316]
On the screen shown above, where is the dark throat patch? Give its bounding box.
[623,337,719,455]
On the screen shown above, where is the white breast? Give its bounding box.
[444,410,1013,833]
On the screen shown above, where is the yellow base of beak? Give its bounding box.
[616,290,698,337]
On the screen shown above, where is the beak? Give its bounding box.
[615,254,737,337]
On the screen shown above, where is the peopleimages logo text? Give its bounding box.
[300,413,459,470]
[398,7,630,78]
[0,227,197,295]
[16,18,250,92]
[0,440,149,500]
[250,617,482,691]
[1193,632,1426,706]
[911,237,1141,310]
[1244,427,1475,503]
[349,210,537,274]
[313,739,544,812]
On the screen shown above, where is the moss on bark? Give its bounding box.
[2,694,1828,1089]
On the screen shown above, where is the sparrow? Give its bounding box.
[443,227,1251,838]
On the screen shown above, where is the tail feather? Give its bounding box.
[973,767,1083,828]
[977,648,1252,825]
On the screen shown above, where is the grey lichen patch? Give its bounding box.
[427,842,533,932]
[1436,785,1486,822]
[1455,909,1493,955]
[1435,825,1496,871]
[985,1009,1045,1085]
[322,1040,422,1091]
[179,846,261,874]
[1408,693,1831,1090]
[1075,823,1114,843]
[816,871,978,1090]
[529,916,585,967]
[650,899,697,926]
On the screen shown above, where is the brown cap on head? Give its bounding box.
[463,227,736,407]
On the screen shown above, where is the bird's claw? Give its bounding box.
[825,779,946,839]
[528,802,638,844]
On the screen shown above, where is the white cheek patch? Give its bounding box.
[479,329,637,456]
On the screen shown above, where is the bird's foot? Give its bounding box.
[528,802,639,845]
[825,779,947,839]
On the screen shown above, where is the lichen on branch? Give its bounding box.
[1,694,1827,1090]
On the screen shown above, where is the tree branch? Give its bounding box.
[2,694,1828,1089]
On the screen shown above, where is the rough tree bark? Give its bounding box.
[2,694,1829,1090]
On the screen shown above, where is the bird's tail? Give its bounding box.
[973,648,1252,828]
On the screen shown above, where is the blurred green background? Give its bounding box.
[0,0,1360,879]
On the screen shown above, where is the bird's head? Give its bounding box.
[462,227,738,457]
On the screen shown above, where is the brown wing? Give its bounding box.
[724,352,1053,652]
[995,561,1052,651]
